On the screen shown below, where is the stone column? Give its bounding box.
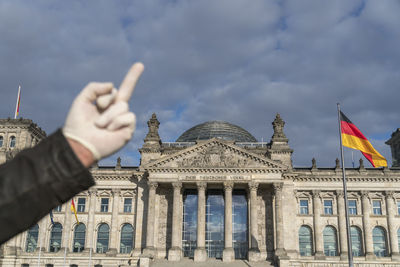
[144,181,158,257]
[313,190,325,259]
[86,188,96,253]
[386,191,400,260]
[248,181,260,262]
[361,191,375,260]
[62,200,72,251]
[108,188,120,255]
[336,190,348,259]
[133,176,145,256]
[194,182,207,262]
[168,182,182,261]
[223,182,234,262]
[273,183,287,258]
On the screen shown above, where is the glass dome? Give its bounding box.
[176,121,257,142]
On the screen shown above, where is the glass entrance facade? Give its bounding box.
[233,190,248,259]
[182,190,198,258]
[206,190,225,259]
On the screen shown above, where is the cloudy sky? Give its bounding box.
[1,0,399,168]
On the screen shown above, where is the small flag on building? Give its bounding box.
[49,210,55,226]
[339,111,387,167]
[71,199,79,224]
[14,85,21,119]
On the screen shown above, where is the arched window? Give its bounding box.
[373,226,388,257]
[323,226,338,256]
[350,226,363,256]
[0,136,3,147]
[49,223,62,252]
[73,224,86,252]
[299,225,313,256]
[120,224,134,254]
[96,223,109,253]
[9,136,16,148]
[25,224,39,252]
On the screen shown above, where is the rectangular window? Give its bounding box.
[101,198,109,212]
[397,201,400,215]
[53,205,62,212]
[300,200,309,214]
[21,264,29,267]
[124,198,132,213]
[77,198,86,212]
[324,200,333,215]
[373,200,382,215]
[348,200,357,215]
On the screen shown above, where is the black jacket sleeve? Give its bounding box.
[0,129,95,244]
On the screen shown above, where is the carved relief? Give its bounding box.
[176,145,256,168]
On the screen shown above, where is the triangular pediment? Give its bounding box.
[142,138,288,171]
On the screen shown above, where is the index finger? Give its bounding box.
[116,62,145,102]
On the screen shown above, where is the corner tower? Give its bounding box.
[0,118,46,164]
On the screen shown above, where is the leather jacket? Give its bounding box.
[0,129,95,244]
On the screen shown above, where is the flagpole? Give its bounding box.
[14,85,21,119]
[37,225,43,267]
[337,103,354,267]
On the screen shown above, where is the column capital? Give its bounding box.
[312,190,321,198]
[111,188,121,196]
[273,182,283,194]
[88,188,97,196]
[336,190,344,198]
[385,190,395,200]
[248,181,259,191]
[223,181,234,191]
[148,181,159,190]
[196,182,207,191]
[360,190,370,199]
[172,182,182,190]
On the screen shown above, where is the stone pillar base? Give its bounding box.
[168,247,182,261]
[106,248,117,256]
[275,248,290,260]
[365,252,376,260]
[340,251,348,260]
[143,247,155,258]
[223,247,235,262]
[139,257,150,267]
[248,248,261,262]
[314,251,325,260]
[194,247,207,262]
[132,248,142,256]
[392,252,400,261]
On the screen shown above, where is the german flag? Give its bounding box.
[71,199,79,224]
[340,111,387,167]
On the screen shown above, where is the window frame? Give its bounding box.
[123,198,132,213]
[372,200,382,215]
[299,225,313,256]
[9,135,16,148]
[323,199,333,215]
[77,198,86,213]
[0,136,3,147]
[299,199,309,215]
[100,198,109,213]
[73,223,86,253]
[348,200,357,215]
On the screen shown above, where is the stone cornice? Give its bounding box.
[145,167,282,174]
[293,175,400,183]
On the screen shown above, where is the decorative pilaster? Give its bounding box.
[385,191,400,261]
[336,190,348,259]
[194,182,207,262]
[168,182,182,261]
[133,174,147,256]
[223,182,234,262]
[273,183,287,259]
[86,188,97,253]
[312,190,325,259]
[62,200,72,251]
[144,182,158,257]
[361,191,375,260]
[108,188,121,255]
[248,181,260,262]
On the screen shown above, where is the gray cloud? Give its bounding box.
[0,0,398,168]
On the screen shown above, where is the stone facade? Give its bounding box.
[1,116,400,267]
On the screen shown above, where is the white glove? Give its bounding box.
[63,63,144,160]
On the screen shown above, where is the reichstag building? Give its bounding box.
[0,114,400,267]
